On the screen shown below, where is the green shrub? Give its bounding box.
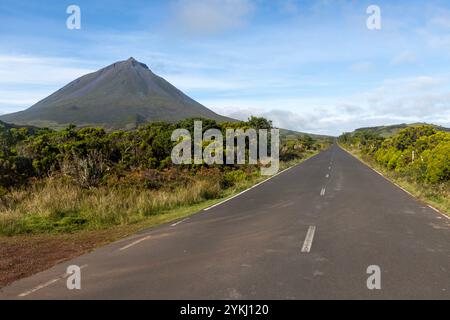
[222,170,247,188]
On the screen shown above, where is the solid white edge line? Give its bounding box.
[301,226,316,253]
[338,144,450,221]
[203,153,322,212]
[119,235,153,251]
[18,265,88,297]
[397,185,414,197]
[18,279,60,297]
[171,218,190,227]
[428,205,448,219]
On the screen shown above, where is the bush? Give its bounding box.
[341,125,450,186]
[62,150,109,188]
[424,143,450,183]
[222,170,247,188]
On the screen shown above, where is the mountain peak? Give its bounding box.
[120,57,149,70]
[0,58,231,129]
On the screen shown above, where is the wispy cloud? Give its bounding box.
[350,62,374,73]
[170,0,254,35]
[429,7,450,28]
[0,55,94,86]
[391,51,417,66]
[0,55,96,110]
[207,74,450,135]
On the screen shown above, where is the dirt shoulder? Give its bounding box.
[0,187,254,288]
[0,227,139,288]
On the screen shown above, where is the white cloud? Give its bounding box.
[0,55,94,86]
[391,51,417,66]
[417,8,450,52]
[171,0,254,35]
[430,17,450,29]
[350,62,374,73]
[163,74,248,91]
[278,0,299,15]
[205,75,450,135]
[0,55,97,112]
[429,8,450,29]
[375,76,443,94]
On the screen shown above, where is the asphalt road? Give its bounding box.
[1,144,449,299]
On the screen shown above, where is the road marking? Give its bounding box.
[396,185,414,197]
[427,205,450,220]
[320,187,326,196]
[428,205,440,213]
[339,144,450,222]
[301,226,316,253]
[119,235,153,251]
[203,164,296,211]
[18,278,60,297]
[203,152,327,212]
[171,218,190,227]
[18,265,87,297]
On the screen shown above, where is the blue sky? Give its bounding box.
[1,0,450,135]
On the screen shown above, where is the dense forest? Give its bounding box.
[339,125,449,212]
[0,117,329,235]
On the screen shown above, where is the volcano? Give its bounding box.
[0,58,231,129]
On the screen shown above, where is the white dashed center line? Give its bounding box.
[301,226,316,253]
[320,187,326,196]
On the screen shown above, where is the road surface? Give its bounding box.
[1,144,449,299]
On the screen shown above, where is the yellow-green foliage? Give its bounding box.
[373,127,450,184]
[339,125,450,214]
[341,125,450,185]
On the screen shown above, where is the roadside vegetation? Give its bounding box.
[0,117,330,236]
[339,125,450,215]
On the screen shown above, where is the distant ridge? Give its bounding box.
[353,123,450,137]
[0,58,232,130]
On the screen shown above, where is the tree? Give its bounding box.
[247,116,272,130]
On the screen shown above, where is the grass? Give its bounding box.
[340,144,450,217]
[0,151,319,236]
[0,178,221,235]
